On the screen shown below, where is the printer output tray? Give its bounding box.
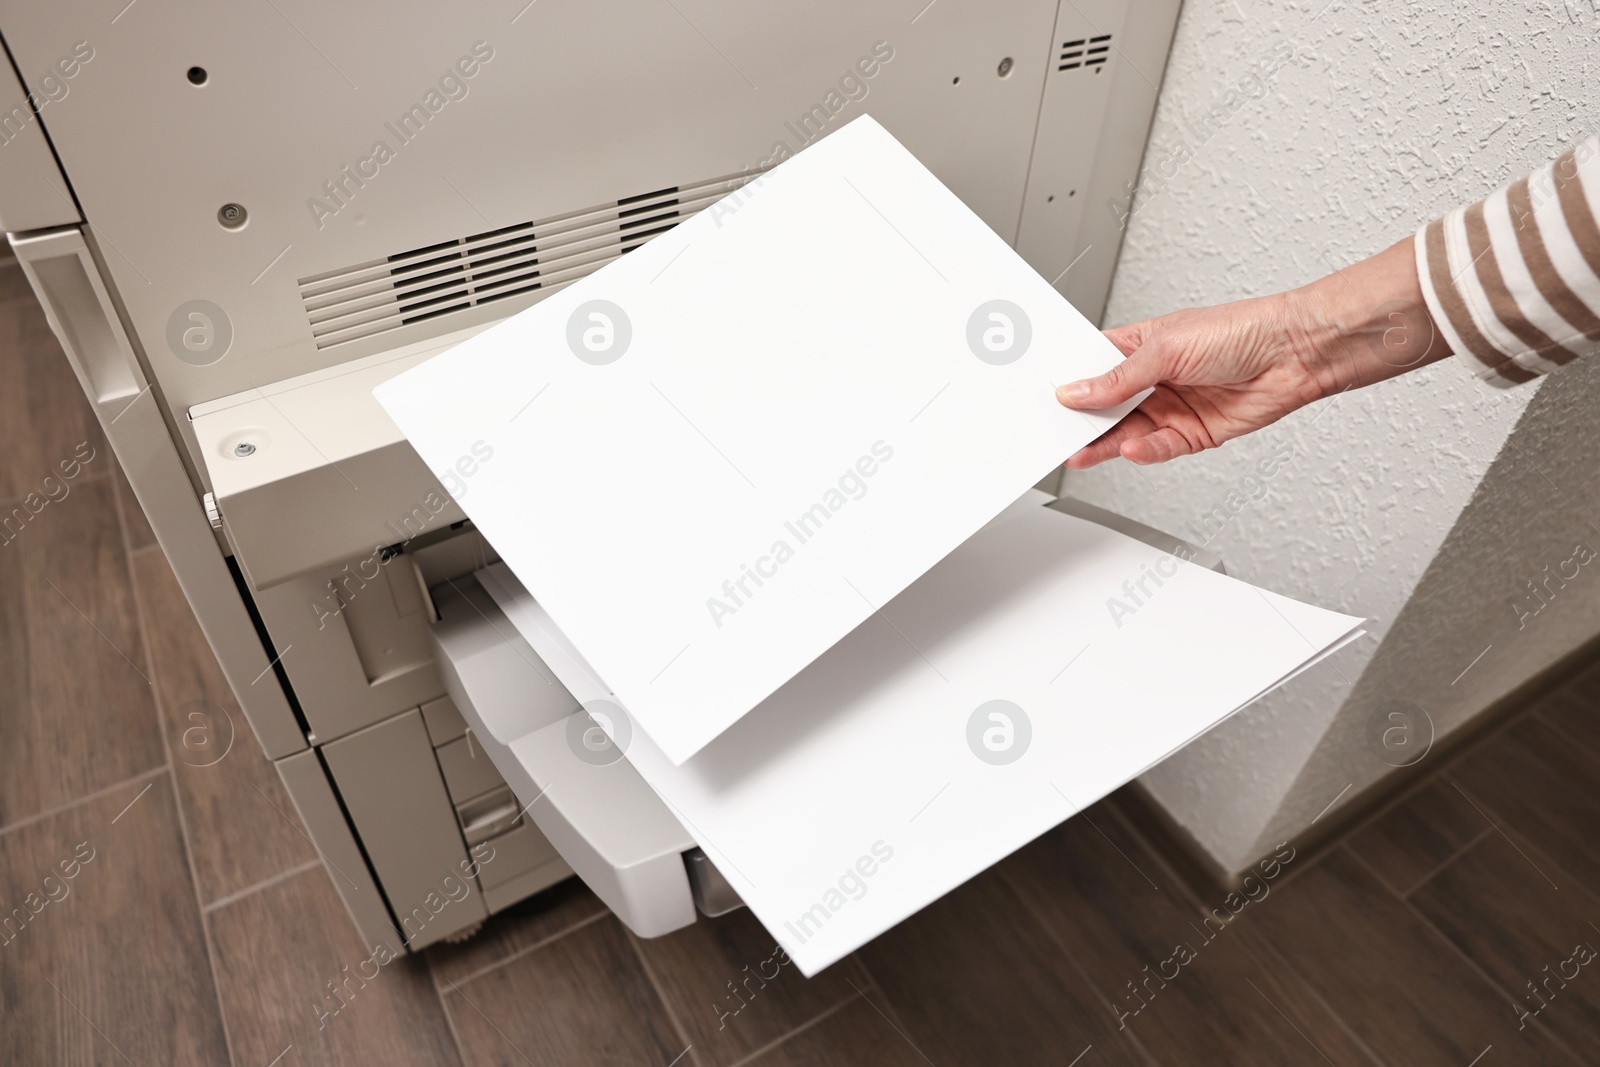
[428,495,1361,974]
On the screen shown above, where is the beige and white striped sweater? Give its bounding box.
[1415,134,1600,386]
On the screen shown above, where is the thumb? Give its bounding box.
[1057,323,1168,409]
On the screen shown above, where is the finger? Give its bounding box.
[1100,319,1150,358]
[1057,333,1169,410]
[1121,426,1200,465]
[1064,410,1158,469]
[1063,439,1121,470]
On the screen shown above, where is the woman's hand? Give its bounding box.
[1058,238,1455,467]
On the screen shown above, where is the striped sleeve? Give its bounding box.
[1414,133,1600,387]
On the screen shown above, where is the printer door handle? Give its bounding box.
[10,227,148,413]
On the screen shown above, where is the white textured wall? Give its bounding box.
[1069,0,1599,871]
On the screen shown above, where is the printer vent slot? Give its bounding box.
[298,173,756,349]
[1059,33,1112,71]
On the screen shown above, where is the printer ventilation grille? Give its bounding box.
[1058,34,1112,71]
[297,172,756,350]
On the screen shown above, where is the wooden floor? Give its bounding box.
[2,262,1598,1064]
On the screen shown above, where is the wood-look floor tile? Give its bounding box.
[0,261,36,305]
[1534,663,1600,762]
[0,775,230,1064]
[1344,778,1489,895]
[743,998,932,1066]
[1450,715,1600,888]
[0,476,164,827]
[426,875,606,986]
[0,280,106,502]
[859,865,1146,1067]
[442,915,685,1066]
[111,453,158,551]
[1410,831,1600,1057]
[1255,848,1577,1064]
[133,547,316,903]
[631,904,861,1067]
[1000,809,1376,1065]
[208,863,462,1066]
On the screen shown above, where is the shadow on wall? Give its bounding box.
[1251,353,1600,858]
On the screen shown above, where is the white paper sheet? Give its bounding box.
[375,114,1143,765]
[481,500,1364,975]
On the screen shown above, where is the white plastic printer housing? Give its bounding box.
[0,0,1183,952]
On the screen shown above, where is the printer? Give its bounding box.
[0,1,1181,951]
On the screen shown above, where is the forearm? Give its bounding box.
[1058,136,1599,467]
[1282,237,1456,400]
[1285,132,1600,400]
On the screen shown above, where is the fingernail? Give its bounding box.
[1057,381,1091,403]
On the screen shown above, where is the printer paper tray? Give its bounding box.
[430,577,698,938]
